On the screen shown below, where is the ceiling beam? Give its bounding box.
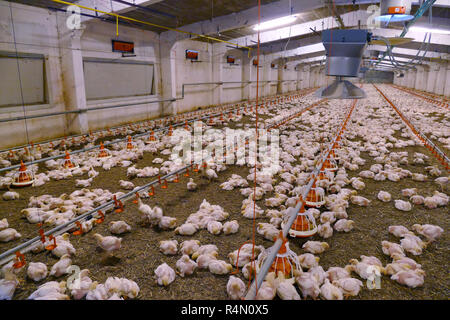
[159,0,369,44]
[73,0,165,23]
[323,0,346,28]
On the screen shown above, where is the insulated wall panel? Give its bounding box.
[83,59,154,100]
[0,54,46,107]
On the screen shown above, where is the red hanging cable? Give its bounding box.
[248,0,262,296]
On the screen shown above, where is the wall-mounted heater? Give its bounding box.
[186,50,199,61]
[315,29,371,99]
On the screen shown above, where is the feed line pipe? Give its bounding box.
[0,97,324,266]
[0,98,177,124]
[389,85,449,109]
[373,84,449,171]
[244,97,358,300]
[0,88,316,173]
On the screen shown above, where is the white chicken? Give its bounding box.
[207,221,223,235]
[0,218,8,230]
[175,223,198,236]
[394,200,412,211]
[176,254,197,277]
[70,269,93,300]
[333,219,354,232]
[0,228,21,242]
[27,262,48,282]
[275,272,301,300]
[154,263,175,286]
[411,224,444,242]
[332,278,363,298]
[401,188,417,197]
[196,253,218,269]
[410,195,425,205]
[412,173,427,182]
[223,220,239,235]
[318,222,333,239]
[180,240,201,256]
[109,221,131,235]
[320,279,343,300]
[28,281,68,300]
[326,266,351,282]
[377,191,391,202]
[93,233,122,253]
[391,269,425,288]
[160,240,178,255]
[388,225,412,238]
[226,275,245,300]
[209,260,233,275]
[347,259,385,279]
[0,269,19,300]
[302,241,329,254]
[295,272,320,299]
[298,253,320,269]
[187,178,197,191]
[2,191,20,201]
[400,234,427,255]
[350,196,371,206]
[119,180,134,190]
[50,254,72,277]
[381,240,405,257]
[158,216,177,230]
[255,272,277,300]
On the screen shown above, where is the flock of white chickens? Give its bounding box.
[0,84,448,300]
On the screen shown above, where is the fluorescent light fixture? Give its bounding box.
[375,14,414,22]
[409,26,450,35]
[253,15,298,31]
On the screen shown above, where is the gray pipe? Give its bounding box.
[244,98,358,300]
[0,98,176,124]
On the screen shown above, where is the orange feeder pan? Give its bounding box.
[305,180,325,208]
[63,151,77,169]
[257,232,302,278]
[98,142,111,158]
[283,201,318,238]
[329,148,340,161]
[12,161,35,188]
[126,136,135,150]
[323,156,338,172]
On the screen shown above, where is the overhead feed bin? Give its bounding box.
[316,29,371,99]
[322,29,370,78]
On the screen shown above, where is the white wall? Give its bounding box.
[0,0,162,148]
[80,20,162,130]
[0,1,316,149]
[0,1,66,148]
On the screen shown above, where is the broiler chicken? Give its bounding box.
[176,255,197,277]
[154,263,175,286]
[302,241,329,254]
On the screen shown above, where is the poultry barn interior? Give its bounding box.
[0,0,449,303]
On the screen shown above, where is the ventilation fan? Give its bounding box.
[315,29,371,99]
